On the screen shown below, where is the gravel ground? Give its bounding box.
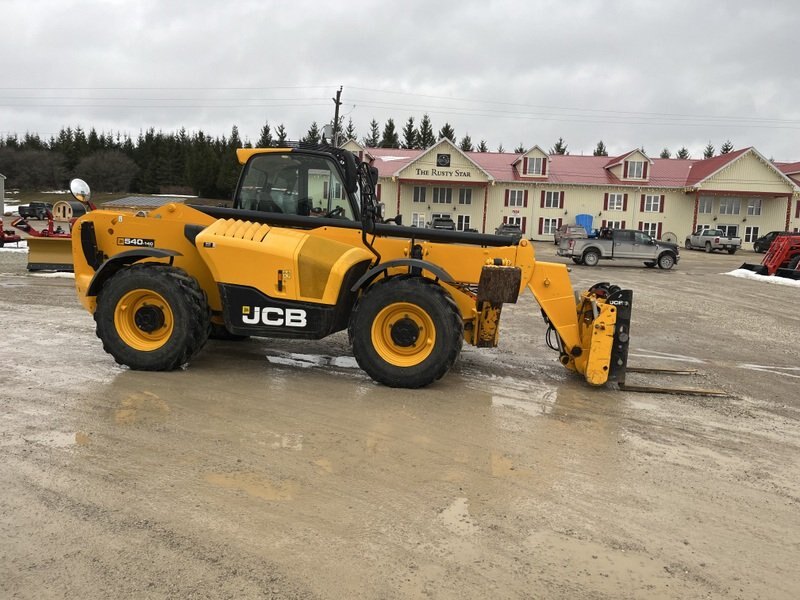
[1,242,798,599]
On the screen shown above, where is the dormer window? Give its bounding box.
[625,160,646,179]
[524,156,546,175]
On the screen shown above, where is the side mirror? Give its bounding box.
[70,179,91,204]
[377,202,385,220]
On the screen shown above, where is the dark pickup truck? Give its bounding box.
[18,202,53,220]
[558,228,680,269]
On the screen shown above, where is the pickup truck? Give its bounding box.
[684,228,741,254]
[17,202,53,220]
[557,228,680,269]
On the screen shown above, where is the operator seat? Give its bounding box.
[256,183,283,213]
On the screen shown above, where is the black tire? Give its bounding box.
[685,239,692,250]
[754,243,763,253]
[727,248,736,255]
[349,277,463,388]
[582,249,600,267]
[705,242,713,253]
[787,255,800,270]
[95,264,210,370]
[644,261,656,268]
[657,253,676,270]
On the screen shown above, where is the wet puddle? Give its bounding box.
[204,471,299,501]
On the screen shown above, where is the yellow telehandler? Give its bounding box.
[69,146,633,389]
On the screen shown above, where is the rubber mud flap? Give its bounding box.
[607,289,633,384]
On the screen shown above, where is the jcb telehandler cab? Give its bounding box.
[70,146,633,388]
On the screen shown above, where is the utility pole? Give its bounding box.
[332,86,342,147]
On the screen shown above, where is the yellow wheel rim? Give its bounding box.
[114,289,174,351]
[371,302,436,367]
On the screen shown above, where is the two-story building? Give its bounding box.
[341,139,800,247]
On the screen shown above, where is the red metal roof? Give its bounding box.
[364,145,791,190]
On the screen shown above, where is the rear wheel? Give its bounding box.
[582,249,600,267]
[727,248,737,255]
[705,242,712,253]
[95,264,210,370]
[349,277,463,388]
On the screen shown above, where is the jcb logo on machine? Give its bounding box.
[242,306,307,327]
[117,237,155,248]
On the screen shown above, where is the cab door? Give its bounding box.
[611,230,635,258]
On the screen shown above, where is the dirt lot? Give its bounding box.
[1,243,798,599]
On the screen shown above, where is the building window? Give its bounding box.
[744,226,760,243]
[627,161,644,178]
[323,181,342,200]
[542,218,559,234]
[697,224,712,231]
[526,157,544,175]
[747,198,762,216]
[606,220,624,229]
[643,194,661,212]
[608,193,624,211]
[719,197,741,215]
[698,197,712,214]
[457,215,471,231]
[413,186,426,203]
[411,212,426,228]
[459,188,472,205]
[718,224,739,237]
[544,191,561,208]
[432,188,452,204]
[508,189,525,207]
[640,222,658,237]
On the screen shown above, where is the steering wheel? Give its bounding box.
[323,206,345,218]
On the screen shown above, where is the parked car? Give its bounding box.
[684,228,742,254]
[553,224,588,245]
[429,216,456,230]
[752,230,787,253]
[495,223,523,238]
[17,202,53,220]
[557,228,679,269]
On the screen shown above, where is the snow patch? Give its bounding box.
[724,268,800,288]
[31,271,75,278]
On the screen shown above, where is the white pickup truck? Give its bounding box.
[684,228,742,254]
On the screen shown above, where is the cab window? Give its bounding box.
[236,152,356,220]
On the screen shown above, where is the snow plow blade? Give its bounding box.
[26,237,74,272]
[739,262,768,275]
[775,267,800,280]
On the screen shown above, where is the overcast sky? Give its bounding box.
[2,0,799,161]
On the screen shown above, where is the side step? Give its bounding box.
[618,366,729,397]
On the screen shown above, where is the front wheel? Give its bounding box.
[94,264,210,370]
[349,277,463,388]
[582,249,600,267]
[685,239,692,250]
[657,253,676,270]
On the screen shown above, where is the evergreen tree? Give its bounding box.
[401,117,418,149]
[380,118,400,148]
[418,114,435,148]
[720,140,734,154]
[550,137,568,155]
[703,141,715,159]
[362,119,380,147]
[216,126,243,198]
[497,143,505,153]
[438,122,455,142]
[275,124,288,146]
[478,140,489,152]
[676,146,690,159]
[344,118,357,142]
[660,148,671,159]
[513,144,526,154]
[256,121,273,147]
[303,121,321,145]
[593,140,609,156]
[459,135,474,152]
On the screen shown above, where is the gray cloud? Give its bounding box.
[2,0,798,160]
